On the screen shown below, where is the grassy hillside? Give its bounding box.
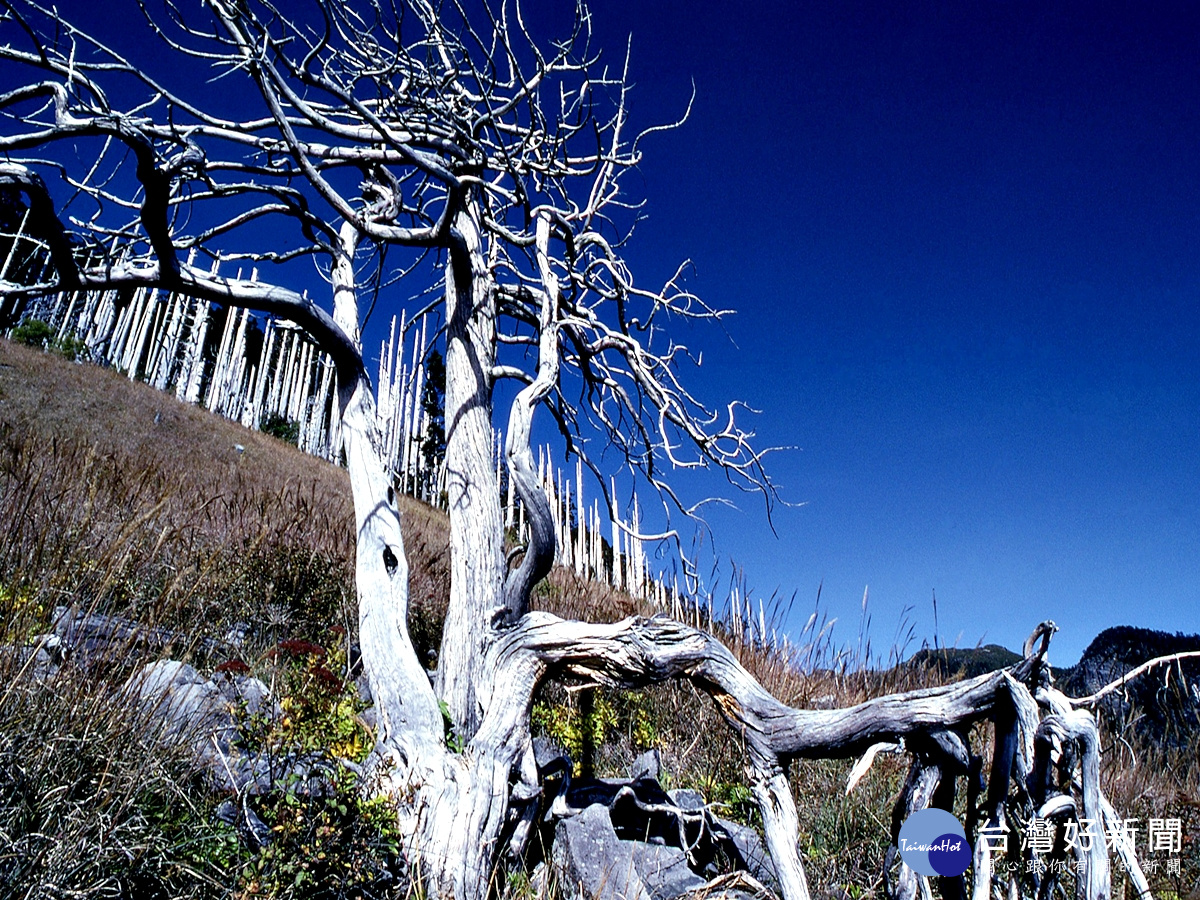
[1,337,1196,899]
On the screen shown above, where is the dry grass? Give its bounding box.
[0,338,443,898]
[0,654,236,896]
[0,337,449,658]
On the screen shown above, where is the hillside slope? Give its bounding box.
[0,338,928,894]
[0,336,451,654]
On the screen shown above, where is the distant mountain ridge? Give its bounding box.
[907,643,1022,679]
[908,626,1200,745]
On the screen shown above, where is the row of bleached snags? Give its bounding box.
[8,260,738,624]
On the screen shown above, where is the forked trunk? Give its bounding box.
[333,220,517,899]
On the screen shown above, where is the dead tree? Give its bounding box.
[0,3,1155,899]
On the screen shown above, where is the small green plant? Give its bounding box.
[240,765,403,899]
[0,581,45,642]
[266,634,371,763]
[232,634,405,898]
[533,686,662,778]
[439,698,465,752]
[532,687,661,777]
[613,690,659,751]
[534,694,607,776]
[693,777,758,827]
[10,317,53,347]
[53,332,88,361]
[8,318,88,359]
[138,786,246,876]
[260,412,301,446]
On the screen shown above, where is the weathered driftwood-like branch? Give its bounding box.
[885,754,941,900]
[1069,650,1200,708]
[469,614,1069,900]
[1032,711,1110,900]
[468,615,1157,900]
[501,212,562,621]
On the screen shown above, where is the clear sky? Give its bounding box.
[19,1,1200,666]
[558,0,1200,665]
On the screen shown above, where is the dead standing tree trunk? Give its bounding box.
[0,3,1157,899]
[436,199,506,741]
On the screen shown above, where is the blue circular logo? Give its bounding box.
[897,809,970,877]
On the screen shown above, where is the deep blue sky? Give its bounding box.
[560,0,1200,664]
[26,2,1200,664]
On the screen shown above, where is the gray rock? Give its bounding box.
[359,703,379,733]
[29,644,60,680]
[126,660,229,740]
[124,659,285,794]
[206,752,274,794]
[554,803,650,900]
[30,633,64,666]
[713,817,779,893]
[629,748,661,782]
[223,622,251,649]
[667,788,706,812]
[354,672,374,707]
[212,671,275,719]
[551,779,783,900]
[52,606,242,668]
[629,842,705,900]
[534,736,571,771]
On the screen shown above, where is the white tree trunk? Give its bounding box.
[435,201,505,740]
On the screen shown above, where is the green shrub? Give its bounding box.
[268,634,372,762]
[235,633,404,899]
[532,687,658,777]
[8,318,88,359]
[261,412,301,446]
[241,766,403,900]
[10,317,53,347]
[54,331,89,361]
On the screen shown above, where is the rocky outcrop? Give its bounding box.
[2,606,247,683]
[114,652,782,900]
[123,658,285,793]
[544,748,778,900]
[13,609,782,899]
[552,798,775,900]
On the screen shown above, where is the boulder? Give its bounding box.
[667,788,706,812]
[712,817,779,893]
[551,777,781,900]
[123,659,282,793]
[629,842,705,900]
[629,748,661,782]
[51,606,239,670]
[125,659,230,740]
[216,797,272,848]
[554,803,650,900]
